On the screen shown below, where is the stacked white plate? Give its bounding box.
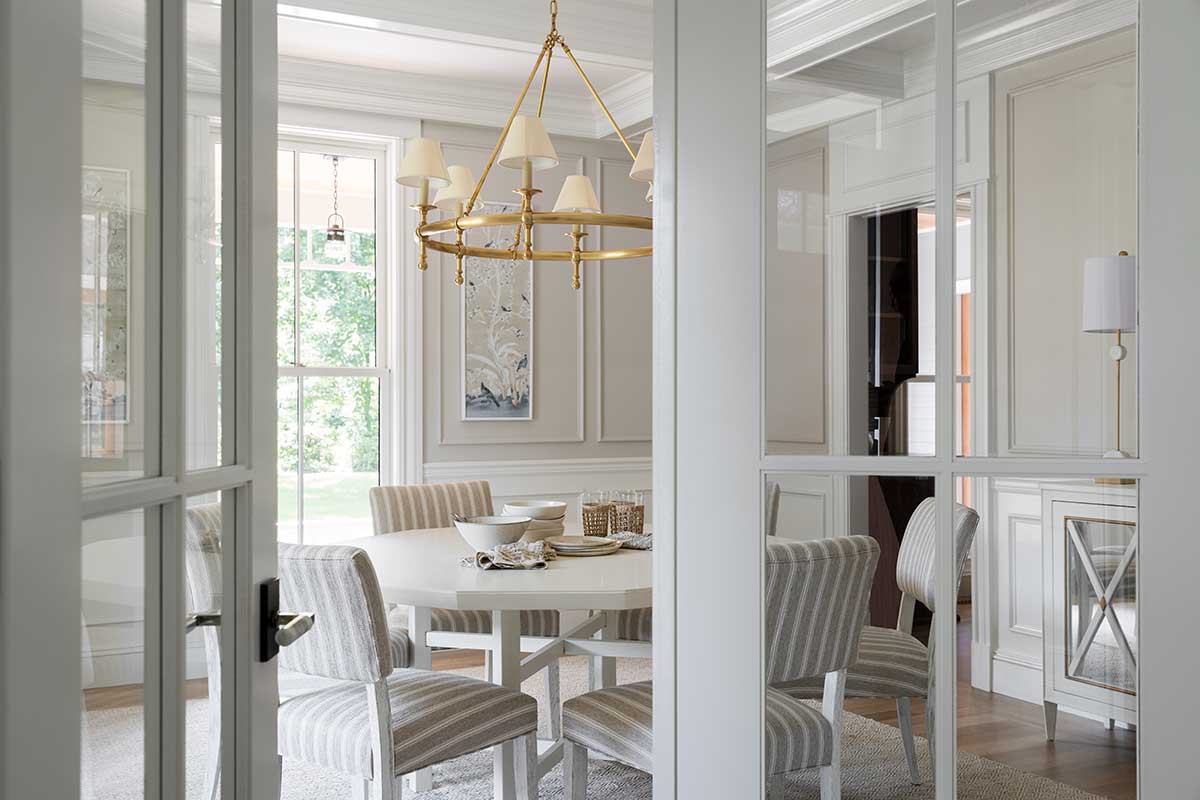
[544,535,622,557]
[503,501,567,542]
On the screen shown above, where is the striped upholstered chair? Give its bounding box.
[771,497,979,784]
[183,504,417,800]
[560,536,880,800]
[277,543,541,800]
[369,481,562,730]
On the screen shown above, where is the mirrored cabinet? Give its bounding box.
[1042,482,1138,738]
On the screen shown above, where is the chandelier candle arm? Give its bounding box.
[559,41,638,162]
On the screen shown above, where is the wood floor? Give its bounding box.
[83,611,1137,799]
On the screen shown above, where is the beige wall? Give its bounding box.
[993,30,1138,457]
[420,121,652,466]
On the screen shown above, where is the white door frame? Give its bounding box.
[655,0,1200,798]
[0,0,280,798]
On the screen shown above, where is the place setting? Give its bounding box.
[453,490,650,570]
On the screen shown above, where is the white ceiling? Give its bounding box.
[82,0,1135,142]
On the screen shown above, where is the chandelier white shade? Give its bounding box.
[395,138,451,189]
[630,131,654,182]
[553,175,601,213]
[1082,253,1137,333]
[433,165,477,210]
[498,115,559,171]
[402,0,652,289]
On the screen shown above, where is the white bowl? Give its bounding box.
[502,500,568,521]
[454,515,532,552]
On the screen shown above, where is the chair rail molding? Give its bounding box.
[422,456,652,518]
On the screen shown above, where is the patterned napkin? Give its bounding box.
[461,540,558,570]
[607,531,653,550]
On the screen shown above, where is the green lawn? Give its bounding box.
[277,471,376,522]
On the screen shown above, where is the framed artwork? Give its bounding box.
[462,202,533,420]
[81,166,131,455]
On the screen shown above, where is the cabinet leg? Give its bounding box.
[1043,701,1058,741]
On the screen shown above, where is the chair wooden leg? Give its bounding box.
[485,650,494,682]
[897,697,922,784]
[925,696,936,784]
[1043,701,1058,741]
[819,670,846,800]
[547,661,562,741]
[563,740,588,800]
[515,732,539,800]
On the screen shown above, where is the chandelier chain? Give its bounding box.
[331,155,340,218]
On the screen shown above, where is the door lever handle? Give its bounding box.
[260,578,317,661]
[274,611,315,648]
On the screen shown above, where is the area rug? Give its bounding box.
[83,656,1108,799]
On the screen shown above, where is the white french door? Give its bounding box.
[655,1,1200,800]
[1,0,280,798]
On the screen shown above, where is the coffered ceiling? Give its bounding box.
[83,0,1135,141]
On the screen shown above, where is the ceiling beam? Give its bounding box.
[777,46,905,98]
[767,0,932,75]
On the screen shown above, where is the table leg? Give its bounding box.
[492,609,521,800]
[590,611,617,691]
[406,606,433,793]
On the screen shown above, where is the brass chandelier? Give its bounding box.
[395,0,654,289]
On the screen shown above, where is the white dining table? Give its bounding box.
[345,525,653,800]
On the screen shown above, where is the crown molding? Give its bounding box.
[280,0,653,71]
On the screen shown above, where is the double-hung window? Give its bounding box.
[275,138,389,544]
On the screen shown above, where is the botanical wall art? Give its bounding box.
[81,166,131,457]
[462,202,533,420]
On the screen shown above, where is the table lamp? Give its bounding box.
[1081,250,1137,460]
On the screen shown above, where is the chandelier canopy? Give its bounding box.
[396,0,653,289]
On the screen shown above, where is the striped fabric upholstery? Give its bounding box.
[614,607,652,642]
[278,668,538,779]
[562,681,835,774]
[764,688,835,772]
[369,481,494,534]
[764,536,880,684]
[894,498,980,613]
[385,606,560,639]
[278,544,393,682]
[771,625,928,700]
[562,681,654,773]
[370,481,560,638]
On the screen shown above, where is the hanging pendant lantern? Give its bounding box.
[325,155,350,260]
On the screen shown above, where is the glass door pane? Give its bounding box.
[82,0,153,486]
[184,0,225,470]
[81,509,147,799]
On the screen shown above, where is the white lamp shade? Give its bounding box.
[396,138,450,189]
[553,175,601,213]
[498,115,559,171]
[629,130,654,182]
[433,165,476,210]
[1082,254,1137,333]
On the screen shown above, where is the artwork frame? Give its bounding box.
[80,166,132,450]
[461,202,533,421]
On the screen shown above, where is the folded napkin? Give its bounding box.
[607,531,653,550]
[461,540,558,570]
